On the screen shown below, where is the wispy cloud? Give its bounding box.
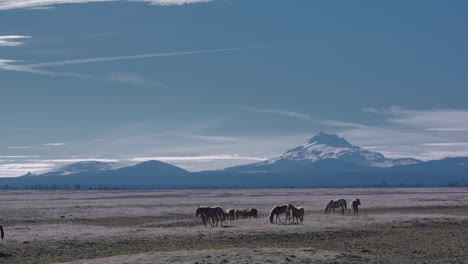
[181,134,239,143]
[363,106,468,132]
[235,104,313,121]
[1,44,286,79]
[0,0,216,11]
[0,59,92,78]
[419,142,468,147]
[0,163,54,177]
[5,146,30,149]
[32,158,118,163]
[321,120,367,128]
[129,155,266,163]
[108,72,146,85]
[0,156,40,158]
[25,45,280,69]
[43,143,66,146]
[0,35,30,47]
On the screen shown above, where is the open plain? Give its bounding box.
[0,188,467,264]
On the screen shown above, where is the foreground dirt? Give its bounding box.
[0,188,467,264]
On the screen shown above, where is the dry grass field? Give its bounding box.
[0,188,467,264]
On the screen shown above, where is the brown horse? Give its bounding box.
[350,199,361,217]
[269,204,289,224]
[287,203,304,223]
[235,208,247,219]
[196,206,224,227]
[325,199,347,215]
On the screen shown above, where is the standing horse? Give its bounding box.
[225,209,235,220]
[287,204,304,223]
[235,208,247,219]
[0,225,3,240]
[196,206,224,227]
[350,199,361,217]
[247,208,258,218]
[325,199,347,215]
[269,204,289,224]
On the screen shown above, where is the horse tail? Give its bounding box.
[269,209,275,223]
[0,225,4,240]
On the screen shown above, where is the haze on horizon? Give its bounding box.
[1,0,468,177]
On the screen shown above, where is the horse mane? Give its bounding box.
[269,207,275,223]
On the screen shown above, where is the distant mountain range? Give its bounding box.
[1,133,466,188]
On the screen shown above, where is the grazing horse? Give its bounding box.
[235,208,247,219]
[196,206,224,227]
[325,199,347,215]
[246,208,258,218]
[225,209,235,220]
[269,204,289,224]
[287,204,304,223]
[350,199,361,217]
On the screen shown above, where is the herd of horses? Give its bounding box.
[196,199,361,227]
[195,206,258,227]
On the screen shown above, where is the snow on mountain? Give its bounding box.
[47,161,116,176]
[229,132,420,171]
[274,132,419,167]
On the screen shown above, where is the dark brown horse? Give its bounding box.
[350,199,361,217]
[196,206,224,227]
[269,204,289,224]
[245,208,258,218]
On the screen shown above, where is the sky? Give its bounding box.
[1,0,468,176]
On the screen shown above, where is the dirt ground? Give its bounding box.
[0,188,467,264]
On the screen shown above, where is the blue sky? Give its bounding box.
[1,0,468,176]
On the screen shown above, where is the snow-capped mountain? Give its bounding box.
[272,132,419,167]
[41,161,116,176]
[226,132,420,172]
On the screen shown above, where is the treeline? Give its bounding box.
[0,184,145,190]
[0,182,466,190]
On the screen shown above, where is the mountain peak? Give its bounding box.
[262,132,421,168]
[305,132,352,148]
[53,161,115,176]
